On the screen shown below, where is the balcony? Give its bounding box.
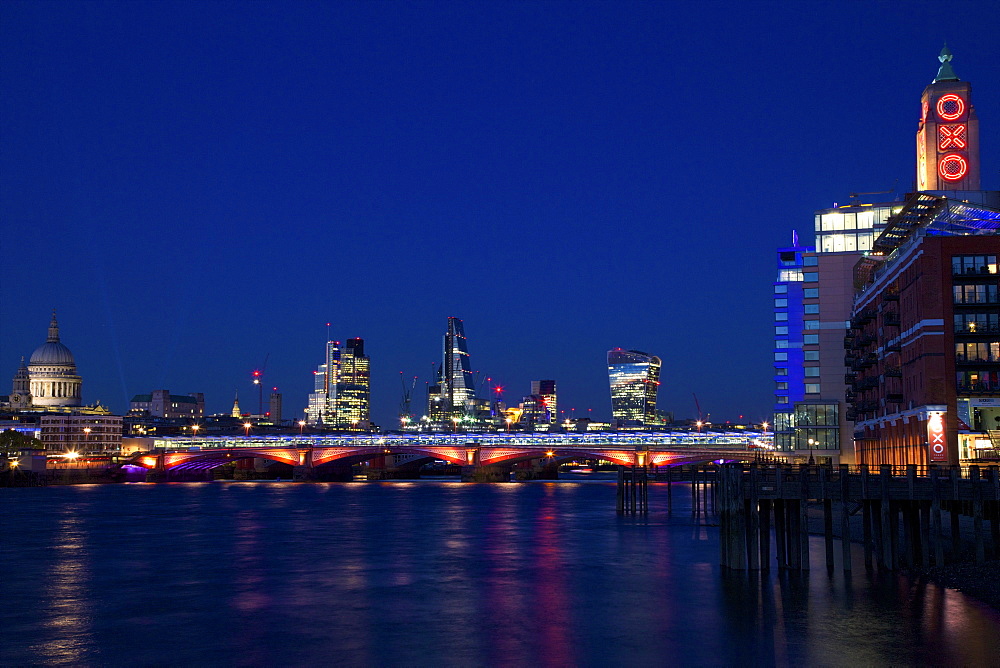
[885,342,901,353]
[883,289,900,302]
[843,335,855,350]
[844,373,856,385]
[955,323,1000,335]
[886,393,905,404]
[884,366,902,378]
[958,382,1000,394]
[883,312,900,327]
[956,354,1000,365]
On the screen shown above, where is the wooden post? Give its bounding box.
[950,466,961,558]
[774,499,787,569]
[760,498,772,571]
[616,466,624,514]
[863,501,874,571]
[732,464,747,569]
[990,466,1000,560]
[880,465,893,570]
[691,466,698,519]
[820,467,833,571]
[840,464,852,571]
[971,465,984,564]
[666,465,673,515]
[919,501,930,569]
[930,466,944,567]
[719,465,730,568]
[748,464,760,570]
[800,466,810,571]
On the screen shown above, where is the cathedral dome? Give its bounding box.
[29,341,76,366]
[28,312,76,366]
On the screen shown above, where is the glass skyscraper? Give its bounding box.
[607,349,661,427]
[428,317,475,424]
[332,337,370,431]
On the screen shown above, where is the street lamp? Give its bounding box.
[83,427,91,453]
[695,420,703,433]
[298,420,306,435]
[807,438,816,466]
[191,424,200,439]
[243,422,252,438]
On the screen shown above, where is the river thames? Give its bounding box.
[3,478,1000,666]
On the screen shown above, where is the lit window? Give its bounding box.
[775,285,788,294]
[805,367,820,377]
[804,288,819,298]
[776,340,789,348]
[804,334,819,344]
[775,326,788,335]
[804,320,820,330]
[804,272,819,282]
[775,298,788,307]
[775,368,788,376]
[775,352,788,361]
[803,256,818,267]
[805,304,820,314]
[776,395,789,404]
[805,384,821,394]
[776,312,788,321]
[776,382,788,390]
[804,351,820,361]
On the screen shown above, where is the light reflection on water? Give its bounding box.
[3,480,1000,666]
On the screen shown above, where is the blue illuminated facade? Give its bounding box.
[772,240,809,450]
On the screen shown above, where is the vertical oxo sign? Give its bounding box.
[927,411,947,462]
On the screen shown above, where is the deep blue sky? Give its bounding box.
[2,1,998,427]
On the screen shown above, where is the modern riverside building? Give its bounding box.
[607,349,661,427]
[428,317,476,424]
[129,390,205,419]
[847,194,1000,465]
[331,338,370,431]
[771,47,993,466]
[772,202,900,465]
[40,414,122,453]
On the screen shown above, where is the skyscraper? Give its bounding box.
[531,380,557,424]
[428,317,475,424]
[305,339,340,426]
[332,337,370,431]
[607,349,661,427]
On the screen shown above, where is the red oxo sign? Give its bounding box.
[927,411,947,462]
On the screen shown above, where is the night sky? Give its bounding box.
[2,1,998,427]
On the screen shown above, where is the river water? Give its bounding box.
[3,478,999,666]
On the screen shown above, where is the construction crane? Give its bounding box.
[693,393,708,432]
[252,353,270,418]
[849,179,899,204]
[399,372,418,427]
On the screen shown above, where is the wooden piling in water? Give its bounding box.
[840,464,852,571]
[931,466,944,566]
[748,465,760,570]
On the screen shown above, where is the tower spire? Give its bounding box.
[47,310,60,343]
[933,43,959,83]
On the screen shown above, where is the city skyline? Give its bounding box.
[2,2,998,427]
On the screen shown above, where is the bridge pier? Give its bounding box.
[145,453,167,482]
[461,465,510,482]
[513,459,559,481]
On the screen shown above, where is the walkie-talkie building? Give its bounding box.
[607,349,661,427]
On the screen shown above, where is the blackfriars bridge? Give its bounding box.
[129,431,774,481]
